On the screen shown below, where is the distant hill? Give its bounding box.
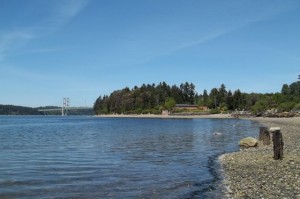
[0,105,42,115]
[0,105,94,115]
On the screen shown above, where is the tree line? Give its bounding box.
[94,82,195,114]
[0,105,94,115]
[0,105,42,115]
[93,80,300,115]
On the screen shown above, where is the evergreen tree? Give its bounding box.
[170,85,184,104]
[180,82,195,104]
[202,89,208,106]
[226,90,234,110]
[233,89,242,110]
[281,84,289,95]
[93,79,300,115]
[217,84,227,106]
[209,88,219,108]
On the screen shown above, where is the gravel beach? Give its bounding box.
[220,117,300,199]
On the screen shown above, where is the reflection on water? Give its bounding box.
[0,116,259,198]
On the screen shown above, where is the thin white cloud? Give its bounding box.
[44,0,90,32]
[0,0,90,61]
[0,30,34,61]
[172,29,232,53]
[17,47,73,55]
[171,1,299,53]
[56,0,90,18]
[0,65,55,81]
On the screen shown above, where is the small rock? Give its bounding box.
[213,132,222,136]
[239,137,258,147]
[226,186,233,194]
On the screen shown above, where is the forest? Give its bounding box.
[0,105,94,115]
[0,105,43,115]
[93,80,300,115]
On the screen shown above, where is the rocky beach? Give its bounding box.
[220,117,300,199]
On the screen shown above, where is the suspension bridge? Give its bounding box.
[38,98,93,116]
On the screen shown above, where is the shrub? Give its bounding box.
[210,109,221,114]
[277,102,296,112]
[293,103,300,110]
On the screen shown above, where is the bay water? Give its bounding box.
[0,116,260,198]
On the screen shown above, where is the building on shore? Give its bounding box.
[174,104,198,110]
[173,104,208,111]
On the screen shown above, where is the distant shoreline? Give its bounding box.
[95,113,234,119]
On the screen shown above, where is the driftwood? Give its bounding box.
[271,128,284,160]
[231,111,254,118]
[259,127,270,145]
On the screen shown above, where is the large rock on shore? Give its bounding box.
[239,137,258,147]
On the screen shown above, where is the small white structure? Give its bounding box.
[162,110,169,115]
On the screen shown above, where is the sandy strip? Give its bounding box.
[220,117,300,199]
[95,113,233,119]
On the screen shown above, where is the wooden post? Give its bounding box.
[259,127,270,145]
[271,128,284,160]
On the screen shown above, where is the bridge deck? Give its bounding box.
[38,107,93,112]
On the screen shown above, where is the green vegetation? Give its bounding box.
[0,105,42,115]
[2,79,299,116]
[0,105,94,115]
[94,82,196,114]
[94,80,300,115]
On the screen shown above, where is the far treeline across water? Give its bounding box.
[94,80,300,115]
[0,105,93,115]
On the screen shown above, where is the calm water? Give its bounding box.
[0,116,260,199]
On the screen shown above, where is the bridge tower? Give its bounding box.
[62,98,70,116]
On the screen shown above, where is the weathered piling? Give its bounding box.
[270,127,284,160]
[259,127,270,145]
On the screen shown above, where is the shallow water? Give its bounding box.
[0,116,260,198]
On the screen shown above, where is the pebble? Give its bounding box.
[220,117,300,199]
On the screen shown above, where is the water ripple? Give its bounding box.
[0,116,259,198]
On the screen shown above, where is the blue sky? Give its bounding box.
[0,0,299,107]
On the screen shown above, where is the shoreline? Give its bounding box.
[95,113,233,119]
[219,117,300,198]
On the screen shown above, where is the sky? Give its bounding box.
[0,0,300,107]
